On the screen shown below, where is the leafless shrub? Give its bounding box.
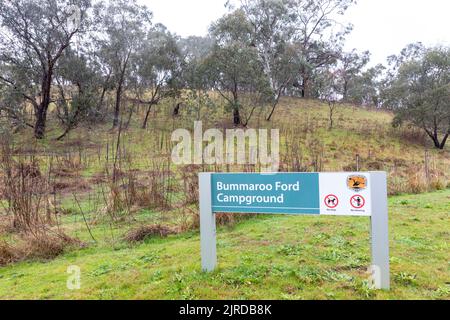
[0,240,19,266]
[181,165,201,205]
[392,126,428,147]
[100,162,172,222]
[51,155,84,178]
[0,231,83,266]
[0,140,55,231]
[307,137,324,172]
[216,213,256,227]
[20,231,83,260]
[124,224,177,243]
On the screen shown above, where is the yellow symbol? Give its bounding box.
[347,175,367,192]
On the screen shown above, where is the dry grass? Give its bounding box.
[124,224,177,243]
[0,240,19,266]
[0,231,83,266]
[20,232,83,261]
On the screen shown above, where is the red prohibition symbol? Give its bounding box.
[324,194,339,209]
[350,195,366,209]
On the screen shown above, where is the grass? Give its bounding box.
[1,97,449,300]
[0,189,448,300]
[7,98,450,196]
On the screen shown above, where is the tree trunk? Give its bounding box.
[173,102,182,117]
[328,102,334,130]
[266,101,278,122]
[34,108,47,139]
[343,81,348,101]
[34,69,53,139]
[125,104,134,130]
[301,76,309,98]
[439,133,449,150]
[233,107,241,126]
[113,83,122,128]
[142,105,152,129]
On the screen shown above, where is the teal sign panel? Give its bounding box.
[211,173,320,214]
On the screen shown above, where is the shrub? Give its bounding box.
[0,240,20,266]
[124,225,177,243]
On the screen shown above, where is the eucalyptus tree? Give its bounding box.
[54,48,101,140]
[387,45,450,149]
[289,0,355,99]
[0,0,91,138]
[346,64,385,107]
[131,24,182,129]
[205,43,272,126]
[93,0,152,128]
[177,36,214,119]
[337,49,371,101]
[238,0,301,121]
[314,67,341,130]
[207,10,272,126]
[229,0,355,120]
[0,61,35,130]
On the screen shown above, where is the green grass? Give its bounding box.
[1,97,449,299]
[1,189,449,300]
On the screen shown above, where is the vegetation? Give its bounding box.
[386,45,450,149]
[0,189,448,300]
[0,0,448,301]
[1,0,448,148]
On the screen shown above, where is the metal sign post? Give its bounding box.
[199,173,217,272]
[369,172,390,290]
[199,172,390,290]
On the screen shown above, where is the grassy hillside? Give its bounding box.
[0,190,448,300]
[8,97,450,194]
[0,97,449,300]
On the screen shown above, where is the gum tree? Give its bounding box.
[387,45,450,149]
[290,0,355,99]
[132,25,182,129]
[207,10,272,126]
[0,0,91,138]
[239,0,300,121]
[94,0,152,128]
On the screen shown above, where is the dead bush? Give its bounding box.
[51,159,82,178]
[52,179,91,193]
[100,158,172,222]
[1,142,54,231]
[124,224,177,243]
[406,173,428,194]
[366,161,383,170]
[0,216,15,234]
[216,213,256,227]
[0,231,82,266]
[0,240,20,266]
[181,165,201,205]
[188,210,256,230]
[20,232,83,260]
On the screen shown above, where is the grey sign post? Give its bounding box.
[199,172,390,290]
[199,173,217,272]
[369,172,390,290]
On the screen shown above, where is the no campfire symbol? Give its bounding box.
[348,175,368,192]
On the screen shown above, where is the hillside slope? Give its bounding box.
[1,98,449,300]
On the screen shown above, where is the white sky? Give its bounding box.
[139,0,450,66]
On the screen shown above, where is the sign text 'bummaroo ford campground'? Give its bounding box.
[200,172,390,289]
[212,173,372,216]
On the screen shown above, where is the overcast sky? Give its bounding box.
[139,0,450,66]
